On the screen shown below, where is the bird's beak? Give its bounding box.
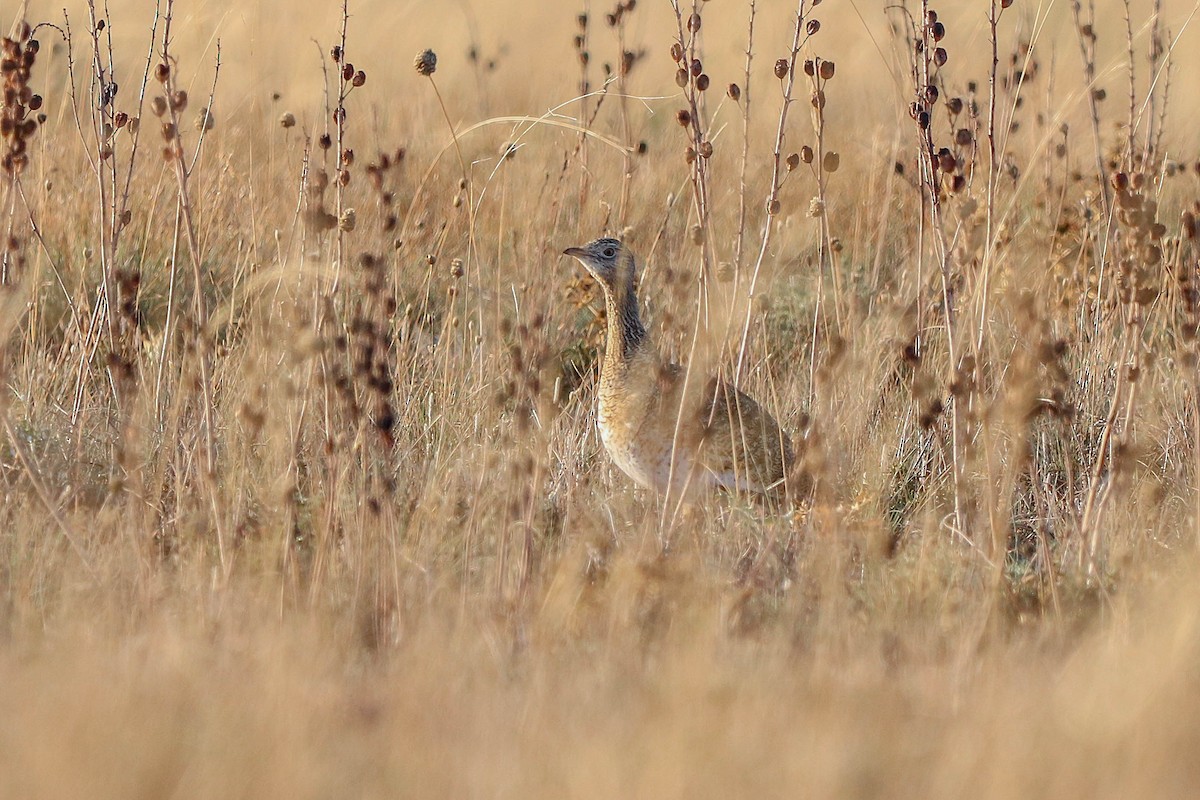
[562,247,587,259]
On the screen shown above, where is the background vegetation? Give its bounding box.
[3,0,1200,795]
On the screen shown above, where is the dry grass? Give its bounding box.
[3,0,1200,796]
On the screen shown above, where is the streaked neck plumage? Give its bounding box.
[602,249,646,371]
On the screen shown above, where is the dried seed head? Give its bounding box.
[947,97,964,115]
[154,63,169,82]
[800,145,814,163]
[450,257,464,278]
[822,151,840,172]
[670,42,684,63]
[933,47,948,67]
[339,208,357,232]
[786,153,800,170]
[150,96,168,117]
[676,108,691,126]
[1111,172,1129,192]
[955,128,973,146]
[818,60,835,80]
[806,19,821,35]
[931,21,946,40]
[727,82,741,101]
[774,59,789,79]
[696,73,710,91]
[675,69,688,87]
[414,49,438,76]
[808,197,826,217]
[803,59,815,77]
[687,12,702,32]
[171,90,188,112]
[195,106,215,132]
[767,198,782,215]
[697,140,713,158]
[279,111,296,129]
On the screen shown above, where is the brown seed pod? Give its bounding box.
[819,60,835,80]
[697,140,713,158]
[676,108,691,126]
[171,90,188,112]
[675,69,688,87]
[687,12,701,32]
[822,151,839,172]
[696,73,710,91]
[774,59,789,79]
[806,19,821,35]
[150,96,168,117]
[800,145,814,164]
[803,59,815,77]
[727,83,741,101]
[414,49,437,76]
[154,63,169,82]
[933,47,948,67]
[955,128,973,146]
[670,42,684,63]
[352,70,366,87]
[279,111,296,129]
[786,153,800,170]
[690,58,702,77]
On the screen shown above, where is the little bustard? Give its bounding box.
[563,237,796,499]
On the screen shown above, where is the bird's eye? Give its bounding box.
[602,247,616,258]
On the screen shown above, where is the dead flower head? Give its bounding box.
[414,49,438,77]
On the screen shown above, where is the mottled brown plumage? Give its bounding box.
[564,238,795,499]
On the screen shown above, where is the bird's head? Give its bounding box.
[562,237,634,291]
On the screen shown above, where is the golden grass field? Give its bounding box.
[4,0,1200,796]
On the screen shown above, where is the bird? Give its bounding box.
[563,237,797,501]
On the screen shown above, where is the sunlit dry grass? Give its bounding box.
[3,0,1200,796]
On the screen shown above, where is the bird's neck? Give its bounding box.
[603,273,646,371]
